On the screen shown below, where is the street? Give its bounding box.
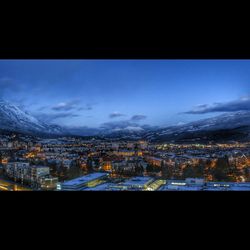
[0,178,31,191]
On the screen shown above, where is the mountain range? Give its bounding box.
[1,100,250,142]
[0,100,66,136]
[143,112,250,143]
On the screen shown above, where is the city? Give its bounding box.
[1,60,250,191]
[1,132,250,191]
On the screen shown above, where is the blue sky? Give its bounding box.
[0,60,249,129]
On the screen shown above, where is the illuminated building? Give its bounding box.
[146,179,166,191]
[5,162,57,190]
[185,178,204,186]
[114,150,135,157]
[102,161,112,171]
[61,172,109,191]
[145,156,162,167]
[111,143,119,150]
[39,177,59,190]
[160,178,205,190]
[110,176,154,191]
[159,185,202,191]
[127,143,134,149]
[5,162,30,183]
[30,166,51,184]
[84,183,112,191]
[1,158,8,165]
[138,141,148,150]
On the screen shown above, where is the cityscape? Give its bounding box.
[1,60,250,191]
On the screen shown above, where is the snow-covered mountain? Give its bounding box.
[2,99,250,142]
[0,100,66,136]
[143,111,250,142]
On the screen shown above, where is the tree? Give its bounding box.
[212,156,231,181]
[162,162,173,179]
[182,165,196,179]
[86,158,94,173]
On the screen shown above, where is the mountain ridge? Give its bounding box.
[0,100,66,136]
[1,100,250,142]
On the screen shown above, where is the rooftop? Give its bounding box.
[159,185,202,191]
[62,172,108,187]
[31,165,49,169]
[122,176,153,186]
[83,183,112,191]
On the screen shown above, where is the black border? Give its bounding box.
[1,46,250,59]
[1,36,250,209]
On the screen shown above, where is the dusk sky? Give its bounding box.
[0,60,249,130]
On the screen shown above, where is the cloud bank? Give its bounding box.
[184,96,250,114]
[35,112,79,123]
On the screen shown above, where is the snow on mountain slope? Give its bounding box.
[0,100,65,135]
[2,98,250,141]
[143,111,250,142]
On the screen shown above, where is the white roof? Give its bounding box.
[62,173,108,187]
[83,183,111,191]
[122,176,153,186]
[159,185,202,191]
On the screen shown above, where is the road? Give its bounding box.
[0,178,31,191]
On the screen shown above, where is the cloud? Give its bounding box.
[51,100,95,112]
[100,120,137,129]
[184,96,250,114]
[123,126,144,131]
[109,112,126,118]
[51,100,80,111]
[176,121,186,126]
[100,120,156,132]
[35,112,79,123]
[100,113,149,131]
[130,115,147,121]
[195,104,209,109]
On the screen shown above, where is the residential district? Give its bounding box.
[1,133,250,191]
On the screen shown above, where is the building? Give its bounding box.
[29,165,55,190]
[114,150,135,157]
[102,161,112,171]
[111,176,154,191]
[159,185,202,191]
[39,176,59,190]
[5,162,30,183]
[161,178,205,190]
[112,160,125,169]
[83,183,112,191]
[166,179,187,190]
[111,143,119,150]
[5,162,58,190]
[185,178,204,186]
[146,179,166,191]
[145,156,162,167]
[138,141,148,150]
[61,172,109,191]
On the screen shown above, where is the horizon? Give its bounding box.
[0,60,249,131]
